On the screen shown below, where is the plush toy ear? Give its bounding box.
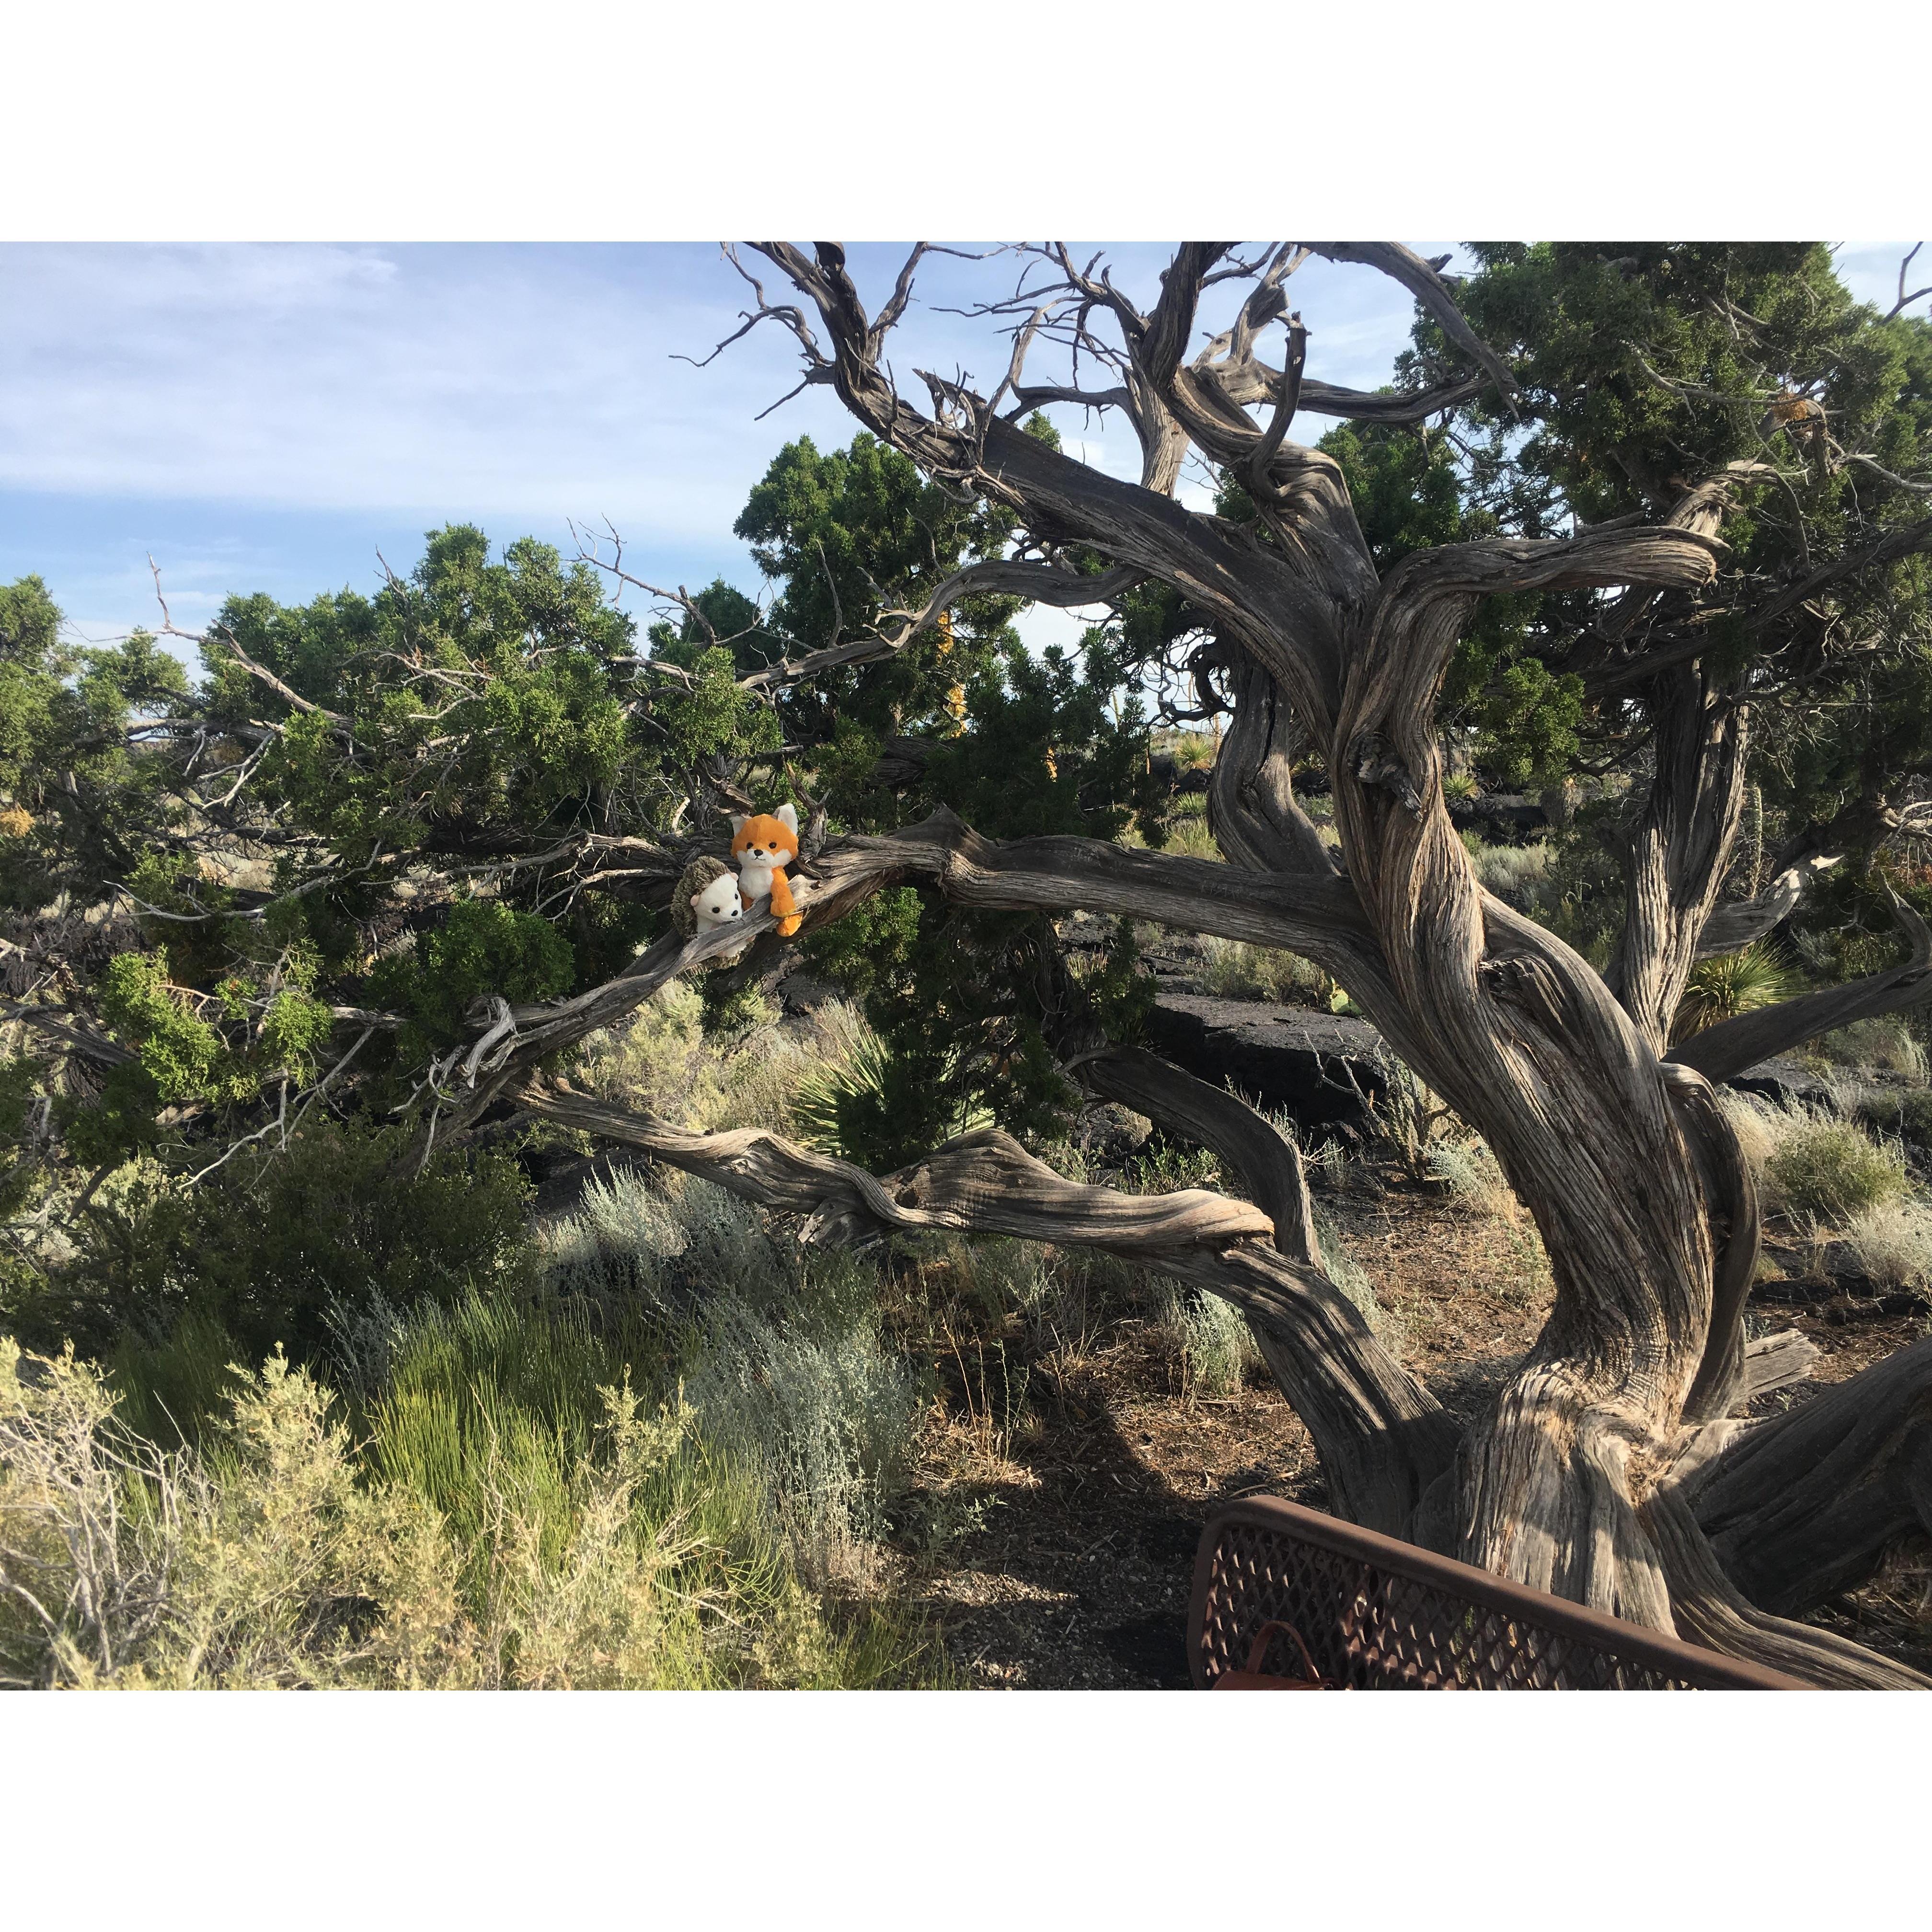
[690,891,701,908]
[728,814,747,838]
[775,802,798,835]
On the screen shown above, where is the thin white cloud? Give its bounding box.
[7,242,1920,652]
[1,243,832,535]
[0,243,1437,521]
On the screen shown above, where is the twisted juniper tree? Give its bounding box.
[6,242,1932,1684]
[511,242,1932,1687]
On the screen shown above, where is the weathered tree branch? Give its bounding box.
[1886,242,1931,322]
[1071,1045,1322,1268]
[1695,853,1842,959]
[1687,1333,1932,1623]
[1669,891,1932,1083]
[1297,243,1521,411]
[511,1067,1457,1538]
[1607,667,1750,1052]
[1,1005,137,1069]
[733,560,1142,693]
[1070,1041,1462,1534]
[1668,1062,1765,1427]
[1642,1482,1929,1689]
[1204,657,1337,877]
[431,808,1384,1137]
[671,242,1931,1678]
[511,1077,1271,1250]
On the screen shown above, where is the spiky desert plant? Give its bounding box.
[1672,942,1801,1043]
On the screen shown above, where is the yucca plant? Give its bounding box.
[1671,942,1801,1044]
[791,1031,992,1169]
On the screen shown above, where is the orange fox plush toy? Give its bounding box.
[730,804,804,937]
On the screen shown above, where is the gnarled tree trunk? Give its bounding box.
[442,242,1932,1685]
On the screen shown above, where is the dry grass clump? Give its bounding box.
[1840,1199,1932,1290]
[1361,1049,1462,1181]
[1808,1016,1930,1083]
[1162,812,1221,861]
[1309,1205,1405,1349]
[1460,834,1553,912]
[1150,808,1342,867]
[1720,1091,1782,1178]
[1724,1091,1913,1228]
[1762,1109,1909,1225]
[700,1000,877,1138]
[577,983,877,1139]
[1414,1135,1552,1311]
[1144,1202,1398,1392]
[1426,1136,1519,1223]
[1150,1280,1262,1400]
[1199,936,1331,1005]
[0,1340,731,1689]
[2,1181,944,1691]
[543,1171,923,1593]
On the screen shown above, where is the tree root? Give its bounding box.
[1689,1334,1932,1622]
[1644,1485,1931,1689]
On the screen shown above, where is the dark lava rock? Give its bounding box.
[1142,996,1384,1132]
[779,970,842,1014]
[1727,1056,1835,1110]
[1080,1101,1155,1163]
[1750,1277,1835,1307]
[1138,986,1811,1145]
[525,1147,647,1218]
[1147,751,1211,797]
[1447,791,1548,838]
[1820,1289,1931,1324]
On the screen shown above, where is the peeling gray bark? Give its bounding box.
[1695,853,1841,959]
[1643,1484,1929,1690]
[1071,1043,1325,1268]
[1070,1042,1461,1534]
[1205,658,1337,878]
[1607,668,1750,1054]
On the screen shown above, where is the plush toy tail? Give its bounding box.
[768,868,803,938]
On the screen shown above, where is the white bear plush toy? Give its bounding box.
[690,869,748,962]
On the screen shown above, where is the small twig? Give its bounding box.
[1886,243,1931,322]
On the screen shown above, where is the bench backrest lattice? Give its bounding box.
[1191,1497,1803,1690]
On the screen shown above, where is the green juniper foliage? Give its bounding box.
[1428,247,1932,976]
[729,421,1163,1165]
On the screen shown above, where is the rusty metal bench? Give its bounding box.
[1191,1496,1803,1690]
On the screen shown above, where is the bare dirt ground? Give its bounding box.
[883,1175,1932,1689]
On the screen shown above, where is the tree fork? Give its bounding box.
[1070,1040,1461,1533]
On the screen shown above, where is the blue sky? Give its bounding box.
[1,242,1923,662]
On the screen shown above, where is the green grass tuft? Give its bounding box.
[1764,1112,1910,1225]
